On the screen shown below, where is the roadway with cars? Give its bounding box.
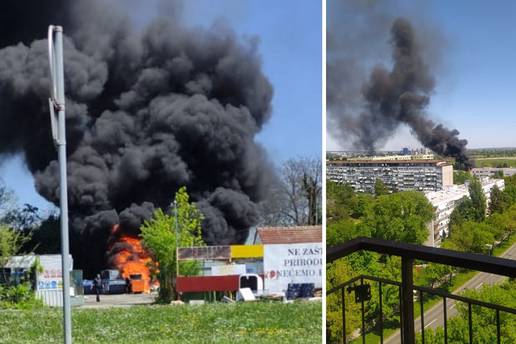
[385,243,516,344]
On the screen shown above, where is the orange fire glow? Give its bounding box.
[109,225,153,293]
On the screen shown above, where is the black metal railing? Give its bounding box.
[326,237,516,344]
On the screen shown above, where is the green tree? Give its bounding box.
[489,184,509,214]
[419,280,516,344]
[326,181,357,222]
[0,225,30,266]
[22,214,60,254]
[2,204,40,231]
[140,186,204,303]
[419,263,455,289]
[449,197,476,229]
[503,175,516,205]
[374,179,389,196]
[360,191,434,244]
[326,218,361,246]
[468,178,487,222]
[488,204,516,241]
[448,221,495,253]
[326,260,360,341]
[453,170,473,185]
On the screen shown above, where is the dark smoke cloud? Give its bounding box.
[327,1,472,169]
[0,0,274,274]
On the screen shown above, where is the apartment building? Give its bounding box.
[424,178,505,247]
[472,167,516,178]
[327,159,453,193]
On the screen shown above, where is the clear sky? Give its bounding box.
[327,0,516,151]
[0,0,322,211]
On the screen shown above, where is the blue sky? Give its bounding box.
[328,0,516,151]
[0,0,322,211]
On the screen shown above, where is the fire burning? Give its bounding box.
[0,0,274,275]
[108,225,152,293]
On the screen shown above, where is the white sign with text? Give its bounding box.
[263,243,322,292]
[211,264,247,276]
[36,255,73,291]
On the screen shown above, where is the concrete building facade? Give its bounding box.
[327,159,453,193]
[424,178,505,247]
[472,167,516,178]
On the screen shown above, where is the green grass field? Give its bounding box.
[474,157,516,167]
[0,301,322,344]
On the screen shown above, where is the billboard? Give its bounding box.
[263,243,322,292]
[36,255,73,291]
[177,246,230,260]
[211,264,247,276]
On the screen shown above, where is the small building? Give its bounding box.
[2,254,81,307]
[176,225,322,298]
[472,167,516,178]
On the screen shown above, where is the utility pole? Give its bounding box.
[174,199,179,280]
[48,25,72,344]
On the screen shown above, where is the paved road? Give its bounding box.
[80,293,156,309]
[385,243,516,344]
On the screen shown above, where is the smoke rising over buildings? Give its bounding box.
[328,2,472,169]
[0,0,274,273]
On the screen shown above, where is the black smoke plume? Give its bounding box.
[328,8,472,169]
[0,0,274,274]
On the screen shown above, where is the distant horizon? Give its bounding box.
[326,146,516,153]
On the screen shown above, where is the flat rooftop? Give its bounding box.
[425,185,468,205]
[328,159,451,166]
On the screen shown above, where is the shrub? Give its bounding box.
[0,283,43,309]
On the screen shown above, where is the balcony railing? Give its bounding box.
[326,237,516,344]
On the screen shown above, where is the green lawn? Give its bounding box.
[350,327,397,344]
[0,301,322,344]
[474,158,516,167]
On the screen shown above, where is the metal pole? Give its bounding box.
[174,200,179,298]
[401,257,415,344]
[361,278,366,344]
[379,281,383,344]
[341,287,346,343]
[174,200,179,250]
[50,25,72,344]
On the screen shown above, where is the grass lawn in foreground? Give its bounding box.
[0,301,321,344]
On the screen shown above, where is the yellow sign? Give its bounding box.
[230,245,263,258]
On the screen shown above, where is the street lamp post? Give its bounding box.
[48,25,72,344]
[174,200,179,284]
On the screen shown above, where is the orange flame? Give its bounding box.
[109,225,153,293]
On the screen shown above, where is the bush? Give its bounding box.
[0,283,43,309]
